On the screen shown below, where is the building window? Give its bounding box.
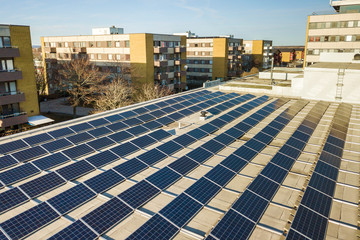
[125,54,130,61]
[90,54,95,59]
[79,42,86,47]
[125,41,130,48]
[73,42,78,47]
[96,42,101,47]
[65,42,68,47]
[58,42,62,47]
[108,54,112,60]
[107,41,112,47]
[195,51,199,56]
[116,54,121,60]
[98,54,102,60]
[89,42,94,47]
[115,41,120,47]
[210,43,213,47]
[50,42,56,47]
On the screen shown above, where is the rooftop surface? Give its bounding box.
[0,87,358,240]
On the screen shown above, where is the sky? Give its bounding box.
[1,0,334,46]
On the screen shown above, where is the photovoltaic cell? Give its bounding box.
[233,146,258,162]
[108,131,133,143]
[308,173,336,196]
[150,110,166,118]
[86,150,119,168]
[159,193,202,228]
[286,230,309,240]
[232,190,268,222]
[20,172,66,199]
[318,151,341,168]
[119,110,137,119]
[113,159,148,178]
[41,138,73,153]
[67,132,94,144]
[168,156,199,175]
[314,160,338,181]
[69,123,93,133]
[122,117,143,127]
[144,104,159,111]
[156,116,173,126]
[187,147,213,164]
[132,107,148,115]
[156,141,183,156]
[0,155,18,171]
[126,125,149,136]
[301,187,332,217]
[199,123,218,134]
[168,112,184,121]
[245,138,266,152]
[104,114,124,123]
[11,146,48,162]
[82,197,132,235]
[0,202,60,240]
[0,163,40,185]
[224,128,244,139]
[185,177,221,205]
[146,167,181,190]
[87,126,112,138]
[261,163,288,184]
[56,160,95,181]
[136,113,155,122]
[204,165,235,187]
[48,220,97,240]
[110,142,139,158]
[253,131,274,145]
[270,152,294,170]
[88,118,109,127]
[84,169,124,194]
[221,154,247,173]
[142,120,163,130]
[106,121,129,132]
[0,187,29,214]
[23,133,53,146]
[187,129,208,140]
[118,180,160,208]
[86,137,116,151]
[172,134,197,147]
[62,144,95,159]
[213,134,235,146]
[0,139,28,155]
[48,127,75,139]
[247,175,279,200]
[201,140,225,154]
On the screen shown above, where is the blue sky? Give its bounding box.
[1,0,333,46]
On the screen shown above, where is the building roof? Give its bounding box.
[308,62,360,70]
[0,88,358,240]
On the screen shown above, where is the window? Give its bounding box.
[107,41,112,47]
[115,41,120,47]
[209,60,213,64]
[125,41,130,48]
[89,42,94,47]
[90,54,95,59]
[50,42,56,47]
[96,42,101,47]
[0,59,14,71]
[186,43,190,47]
[44,42,49,47]
[348,21,354,27]
[58,42,62,47]
[356,36,360,41]
[202,52,205,56]
[98,54,102,60]
[73,42,78,47]
[346,35,353,41]
[169,42,174,47]
[195,51,199,56]
[125,54,130,61]
[79,42,86,47]
[209,69,212,73]
[195,43,199,47]
[65,42,68,47]
[210,43,213,47]
[201,43,205,47]
[116,54,121,60]
[108,54,112,60]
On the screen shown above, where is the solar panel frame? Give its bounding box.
[87,126,113,138]
[156,141,183,156]
[221,154,248,173]
[56,160,95,181]
[136,148,168,165]
[314,160,339,181]
[308,172,336,196]
[84,169,125,194]
[86,150,119,168]
[23,133,53,146]
[168,156,199,175]
[104,114,124,123]
[122,117,144,127]
[126,125,149,136]
[11,146,48,162]
[106,121,129,132]
[67,132,95,145]
[69,122,93,133]
[88,118,110,127]
[0,155,18,171]
[0,139,29,155]
[187,147,213,164]
[130,135,157,149]
[0,187,29,214]
[107,131,134,143]
[113,158,148,178]
[62,144,95,159]
[86,137,116,151]
[41,138,73,153]
[48,127,75,139]
[0,163,40,186]
[146,167,182,190]
[110,142,140,158]
[301,187,332,217]
[48,220,98,240]
[247,175,279,200]
[142,120,163,130]
[185,177,221,205]
[204,165,236,187]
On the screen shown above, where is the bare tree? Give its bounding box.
[133,82,172,103]
[59,57,109,118]
[35,67,47,96]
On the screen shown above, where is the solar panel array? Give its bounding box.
[0,88,358,240]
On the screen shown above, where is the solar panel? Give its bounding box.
[23,133,53,146]
[198,123,218,134]
[136,113,155,122]
[69,122,93,133]
[48,220,97,240]
[286,230,309,240]
[88,118,110,127]
[87,126,112,138]
[253,131,274,145]
[67,132,95,144]
[218,114,236,123]
[187,128,208,140]
[314,160,339,181]
[245,138,267,152]
[308,173,336,196]
[171,103,185,110]
[126,125,149,136]
[261,125,280,137]
[201,140,225,154]
[130,135,157,149]
[168,112,184,121]
[156,141,183,155]
[0,229,8,240]
[326,135,344,148]
[172,134,197,147]
[110,142,139,158]
[290,205,327,240]
[136,148,167,165]
[159,193,202,228]
[322,142,343,157]
[224,128,244,139]
[0,163,40,186]
[82,197,132,235]
[113,159,148,178]
[41,138,73,153]
[144,104,159,111]
[62,144,95,159]
[11,146,48,162]
[86,137,116,151]
[142,120,163,130]
[156,116,173,126]
[187,147,213,164]
[233,146,258,162]
[108,131,133,143]
[301,187,332,217]
[47,184,96,215]
[146,167,181,190]
[150,109,166,118]
[84,169,124,194]
[104,114,124,123]
[233,122,252,133]
[247,175,279,200]
[168,156,199,175]
[86,150,119,168]
[0,202,60,240]
[232,190,268,222]
[119,110,137,119]
[0,155,18,171]
[209,209,255,240]
[161,106,176,113]
[260,163,288,184]
[48,127,75,139]
[185,177,221,205]
[106,121,129,132]
[0,187,29,214]
[56,160,95,181]
[221,154,247,173]
[132,107,148,115]
[188,105,201,112]
[118,180,160,208]
[209,118,227,128]
[20,172,66,198]
[204,165,235,187]
[127,214,179,240]
[270,152,294,170]
[122,117,143,127]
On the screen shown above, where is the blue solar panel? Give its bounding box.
[233,146,258,162]
[218,114,236,123]
[85,169,124,194]
[48,127,75,139]
[156,141,183,155]
[82,197,133,235]
[67,132,95,144]
[286,137,307,151]
[233,122,252,133]
[110,142,139,158]
[245,139,267,152]
[70,123,93,133]
[127,214,179,240]
[0,155,18,171]
[118,180,160,208]
[56,160,95,181]
[301,187,332,217]
[48,220,98,240]
[41,138,73,153]
[323,143,343,157]
[150,109,166,118]
[156,116,173,126]
[136,113,155,122]
[185,177,221,205]
[113,159,148,178]
[11,146,48,162]
[135,148,166,165]
[308,173,336,196]
[209,118,227,128]
[88,118,110,127]
[87,126,112,138]
[261,125,279,137]
[146,167,181,190]
[0,187,29,214]
[86,137,116,151]
[286,230,309,240]
[105,114,124,123]
[279,145,302,160]
[106,121,129,132]
[209,209,255,240]
[133,107,148,115]
[232,190,268,222]
[144,104,159,111]
[187,128,208,140]
[62,144,95,159]
[188,105,201,112]
[168,112,184,121]
[205,165,235,187]
[326,135,344,148]
[142,120,163,130]
[319,150,342,168]
[126,125,149,136]
[168,156,199,175]
[108,131,134,143]
[161,106,176,113]
[0,202,60,240]
[201,140,225,154]
[187,147,213,164]
[23,133,53,146]
[248,175,279,200]
[270,152,294,170]
[224,128,244,139]
[221,154,247,173]
[172,134,197,147]
[199,123,218,134]
[119,110,137,119]
[213,134,235,146]
[122,117,143,127]
[20,172,66,198]
[261,163,288,184]
[253,132,273,145]
[86,150,119,168]
[48,184,96,215]
[0,163,40,186]
[314,160,339,181]
[178,108,193,116]
[130,135,157,149]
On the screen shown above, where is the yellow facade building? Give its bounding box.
[0,24,39,130]
[243,40,273,69]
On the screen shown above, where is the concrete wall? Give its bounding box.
[259,72,302,80]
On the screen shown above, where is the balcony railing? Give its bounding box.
[175,59,186,65]
[0,112,28,128]
[0,47,20,58]
[154,60,168,67]
[0,69,23,82]
[0,92,25,105]
[154,47,168,54]
[175,46,186,53]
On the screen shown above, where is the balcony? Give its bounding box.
[228,55,236,60]
[175,71,186,77]
[50,47,56,53]
[0,70,23,82]
[154,60,168,67]
[175,46,186,53]
[0,92,25,105]
[154,73,168,81]
[175,59,186,65]
[0,47,20,58]
[0,112,28,128]
[154,47,168,54]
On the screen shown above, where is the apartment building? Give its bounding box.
[305,0,360,66]
[0,24,39,130]
[186,37,243,88]
[243,40,273,69]
[41,28,187,93]
[272,46,305,66]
